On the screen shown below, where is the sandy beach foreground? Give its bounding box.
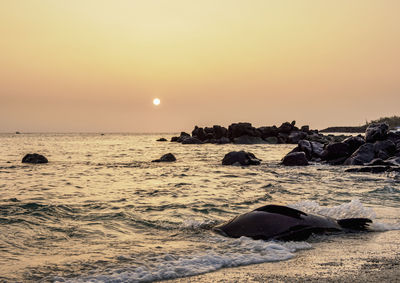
[170,230,400,283]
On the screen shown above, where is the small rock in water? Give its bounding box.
[152,153,176,162]
[156,138,167,142]
[222,151,261,166]
[22,153,48,164]
[281,152,309,166]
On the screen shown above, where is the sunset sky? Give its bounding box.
[1,0,399,133]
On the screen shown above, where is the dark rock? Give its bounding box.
[213,125,228,139]
[215,137,231,144]
[322,142,350,161]
[373,140,396,157]
[152,153,176,162]
[310,141,325,158]
[277,133,289,143]
[222,151,261,166]
[171,136,179,142]
[344,143,375,165]
[288,131,307,144]
[233,135,267,144]
[264,136,278,144]
[343,136,365,154]
[204,127,214,134]
[298,140,313,159]
[181,137,203,144]
[281,152,309,166]
[301,125,310,133]
[156,138,167,142]
[16,131,21,134]
[278,122,294,133]
[365,123,389,143]
[327,156,348,165]
[192,126,206,141]
[177,132,191,142]
[22,153,48,164]
[228,122,254,138]
[257,126,278,138]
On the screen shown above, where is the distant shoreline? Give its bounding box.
[320,126,367,133]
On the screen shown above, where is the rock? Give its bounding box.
[373,140,396,157]
[288,131,307,144]
[171,136,179,142]
[281,152,309,166]
[156,138,167,142]
[365,123,389,143]
[301,125,310,133]
[257,126,278,138]
[278,122,294,133]
[152,153,176,162]
[365,158,394,166]
[228,123,257,138]
[233,135,267,144]
[386,156,400,166]
[344,143,375,165]
[343,136,365,154]
[298,140,313,159]
[213,125,228,139]
[310,141,325,158]
[181,137,203,144]
[322,142,350,161]
[215,137,231,144]
[22,153,48,164]
[192,126,206,141]
[222,151,261,166]
[177,132,191,142]
[264,136,278,144]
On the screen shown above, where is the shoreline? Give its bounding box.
[169,230,400,282]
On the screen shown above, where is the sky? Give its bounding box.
[1,0,399,133]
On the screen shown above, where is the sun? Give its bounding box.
[153,98,161,106]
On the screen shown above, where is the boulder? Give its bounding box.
[257,126,278,138]
[192,126,206,141]
[343,136,365,154]
[298,140,313,160]
[344,143,375,165]
[181,137,203,144]
[156,138,167,142]
[373,140,396,157]
[228,122,256,138]
[233,135,267,144]
[264,136,279,144]
[213,125,228,139]
[310,141,325,158]
[281,152,309,166]
[171,136,179,142]
[301,125,310,133]
[288,131,307,144]
[177,132,191,142]
[322,142,350,161]
[222,151,261,166]
[22,153,48,164]
[278,122,294,133]
[365,123,389,143]
[215,137,231,144]
[152,153,176,162]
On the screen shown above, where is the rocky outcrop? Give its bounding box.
[152,153,176,162]
[222,151,261,166]
[22,153,48,164]
[281,152,309,166]
[365,123,389,143]
[172,121,347,145]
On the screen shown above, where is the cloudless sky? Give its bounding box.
[1,0,399,132]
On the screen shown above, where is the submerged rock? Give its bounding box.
[222,151,261,166]
[152,153,176,162]
[156,138,167,142]
[22,153,48,164]
[281,152,309,166]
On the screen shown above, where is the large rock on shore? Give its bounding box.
[344,143,375,165]
[152,153,176,162]
[282,152,309,166]
[22,153,48,164]
[365,123,389,143]
[222,151,261,166]
[321,142,350,164]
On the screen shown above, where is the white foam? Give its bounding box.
[58,237,310,283]
[289,199,376,219]
[180,219,217,230]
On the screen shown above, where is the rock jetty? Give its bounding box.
[281,123,400,172]
[171,121,348,145]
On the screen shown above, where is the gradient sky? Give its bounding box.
[1,0,399,132]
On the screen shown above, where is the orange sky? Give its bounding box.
[1,0,399,132]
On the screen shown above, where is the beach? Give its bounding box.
[171,230,400,282]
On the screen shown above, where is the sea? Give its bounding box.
[0,133,399,282]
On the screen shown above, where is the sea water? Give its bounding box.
[0,133,399,282]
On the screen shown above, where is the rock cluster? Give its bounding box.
[281,123,400,171]
[171,121,347,145]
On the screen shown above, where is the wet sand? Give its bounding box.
[169,230,400,282]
